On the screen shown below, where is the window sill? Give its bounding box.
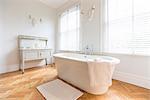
[55,50,150,57]
[56,50,81,53]
[102,52,150,57]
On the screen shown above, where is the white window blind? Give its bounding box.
[104,0,150,55]
[59,5,80,51]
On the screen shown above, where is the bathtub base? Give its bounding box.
[55,57,112,95]
[59,75,110,95]
[87,86,109,95]
[54,53,120,95]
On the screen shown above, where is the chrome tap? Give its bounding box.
[84,45,89,55]
[90,44,94,55]
[84,45,94,55]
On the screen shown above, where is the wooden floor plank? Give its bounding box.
[0,66,149,100]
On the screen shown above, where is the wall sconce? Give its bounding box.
[88,5,96,21]
[28,15,43,27]
[81,4,96,21]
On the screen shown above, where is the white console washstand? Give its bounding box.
[18,35,52,74]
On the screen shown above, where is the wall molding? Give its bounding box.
[113,71,150,89]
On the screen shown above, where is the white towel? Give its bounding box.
[87,58,115,87]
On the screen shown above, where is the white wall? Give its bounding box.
[108,54,150,89]
[80,0,101,53]
[0,0,3,41]
[57,0,150,89]
[0,0,56,74]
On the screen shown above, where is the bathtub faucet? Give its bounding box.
[84,45,94,55]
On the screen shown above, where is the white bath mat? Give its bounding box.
[37,79,83,100]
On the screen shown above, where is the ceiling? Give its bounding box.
[39,0,69,8]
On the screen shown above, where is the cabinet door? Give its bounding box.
[24,51,38,60]
[39,51,51,59]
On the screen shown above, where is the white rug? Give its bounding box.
[37,79,83,100]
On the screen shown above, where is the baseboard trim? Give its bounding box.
[0,64,19,74]
[0,62,48,74]
[113,71,150,89]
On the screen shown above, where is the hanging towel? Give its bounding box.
[87,58,116,87]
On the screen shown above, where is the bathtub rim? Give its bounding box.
[53,53,120,64]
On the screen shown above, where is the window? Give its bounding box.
[104,0,150,55]
[59,5,80,51]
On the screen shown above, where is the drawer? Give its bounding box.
[39,51,51,59]
[23,51,39,60]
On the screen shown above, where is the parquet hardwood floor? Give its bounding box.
[0,66,149,100]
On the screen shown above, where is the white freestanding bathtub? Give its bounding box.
[54,53,120,95]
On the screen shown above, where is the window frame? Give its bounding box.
[58,4,81,52]
[102,0,150,56]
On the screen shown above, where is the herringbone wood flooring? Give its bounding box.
[0,66,149,100]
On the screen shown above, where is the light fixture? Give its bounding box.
[88,5,96,21]
[28,14,43,27]
[80,0,96,21]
